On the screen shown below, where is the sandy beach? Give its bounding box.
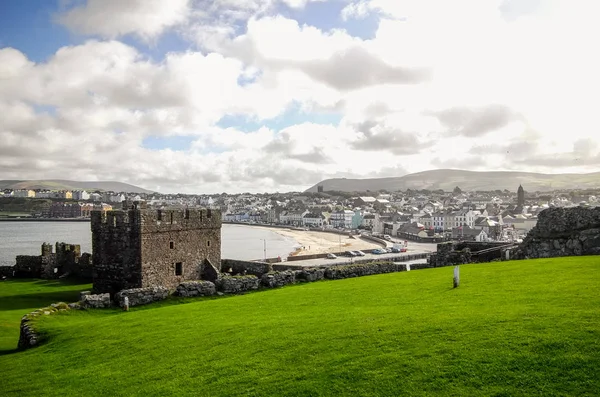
[262,227,383,255]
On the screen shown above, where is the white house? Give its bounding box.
[330,210,354,229]
[72,190,90,200]
[432,212,445,231]
[280,210,308,226]
[302,212,325,227]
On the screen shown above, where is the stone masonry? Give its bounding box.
[92,202,222,295]
[515,207,600,258]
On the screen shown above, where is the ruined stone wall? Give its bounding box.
[14,256,43,277]
[40,255,59,279]
[0,265,15,278]
[260,271,296,288]
[217,275,260,294]
[221,259,272,277]
[139,208,221,290]
[12,242,88,280]
[324,262,403,279]
[115,287,170,307]
[175,281,217,297]
[55,242,81,275]
[515,207,600,258]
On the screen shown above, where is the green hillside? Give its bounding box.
[1,257,599,396]
[0,179,155,194]
[305,169,600,192]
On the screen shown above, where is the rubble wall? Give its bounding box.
[515,207,600,258]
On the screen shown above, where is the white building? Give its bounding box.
[302,212,325,227]
[432,212,445,231]
[280,210,308,226]
[330,210,354,229]
[72,190,90,200]
[13,189,35,198]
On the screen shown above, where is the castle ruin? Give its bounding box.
[91,202,221,295]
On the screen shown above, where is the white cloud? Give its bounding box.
[55,0,191,40]
[341,1,371,21]
[1,0,600,193]
[280,0,325,9]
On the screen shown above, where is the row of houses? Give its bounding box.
[40,202,113,218]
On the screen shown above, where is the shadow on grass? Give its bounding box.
[0,290,84,311]
[0,348,19,357]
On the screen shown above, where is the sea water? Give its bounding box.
[0,222,298,266]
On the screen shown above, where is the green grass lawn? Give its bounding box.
[0,279,91,352]
[1,257,599,396]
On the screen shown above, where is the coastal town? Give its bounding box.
[3,184,599,245]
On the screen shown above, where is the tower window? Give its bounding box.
[207,240,210,247]
[157,210,162,221]
[207,209,212,218]
[184,209,190,219]
[170,241,174,249]
[175,262,183,276]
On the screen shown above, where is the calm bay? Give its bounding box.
[0,222,298,266]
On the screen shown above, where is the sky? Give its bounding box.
[0,0,599,194]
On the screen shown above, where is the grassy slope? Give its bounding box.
[1,258,599,396]
[0,279,91,352]
[305,169,600,192]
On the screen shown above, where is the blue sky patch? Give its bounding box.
[284,1,380,40]
[217,105,342,132]
[0,0,79,62]
[142,135,196,151]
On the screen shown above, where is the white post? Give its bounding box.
[453,266,460,288]
[123,296,129,311]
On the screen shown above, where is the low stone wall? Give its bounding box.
[294,268,325,282]
[221,259,273,277]
[115,287,169,308]
[324,263,403,280]
[361,235,388,247]
[18,302,71,350]
[217,275,260,294]
[175,281,216,297]
[260,271,296,288]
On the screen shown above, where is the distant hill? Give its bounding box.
[305,169,600,193]
[0,180,155,194]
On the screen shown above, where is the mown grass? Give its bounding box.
[1,257,599,396]
[0,278,91,353]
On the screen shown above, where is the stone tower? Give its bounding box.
[517,184,525,207]
[91,202,222,295]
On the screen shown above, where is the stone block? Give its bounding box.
[175,281,216,297]
[81,293,111,309]
[294,268,326,282]
[261,271,296,288]
[218,275,260,294]
[115,286,169,308]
